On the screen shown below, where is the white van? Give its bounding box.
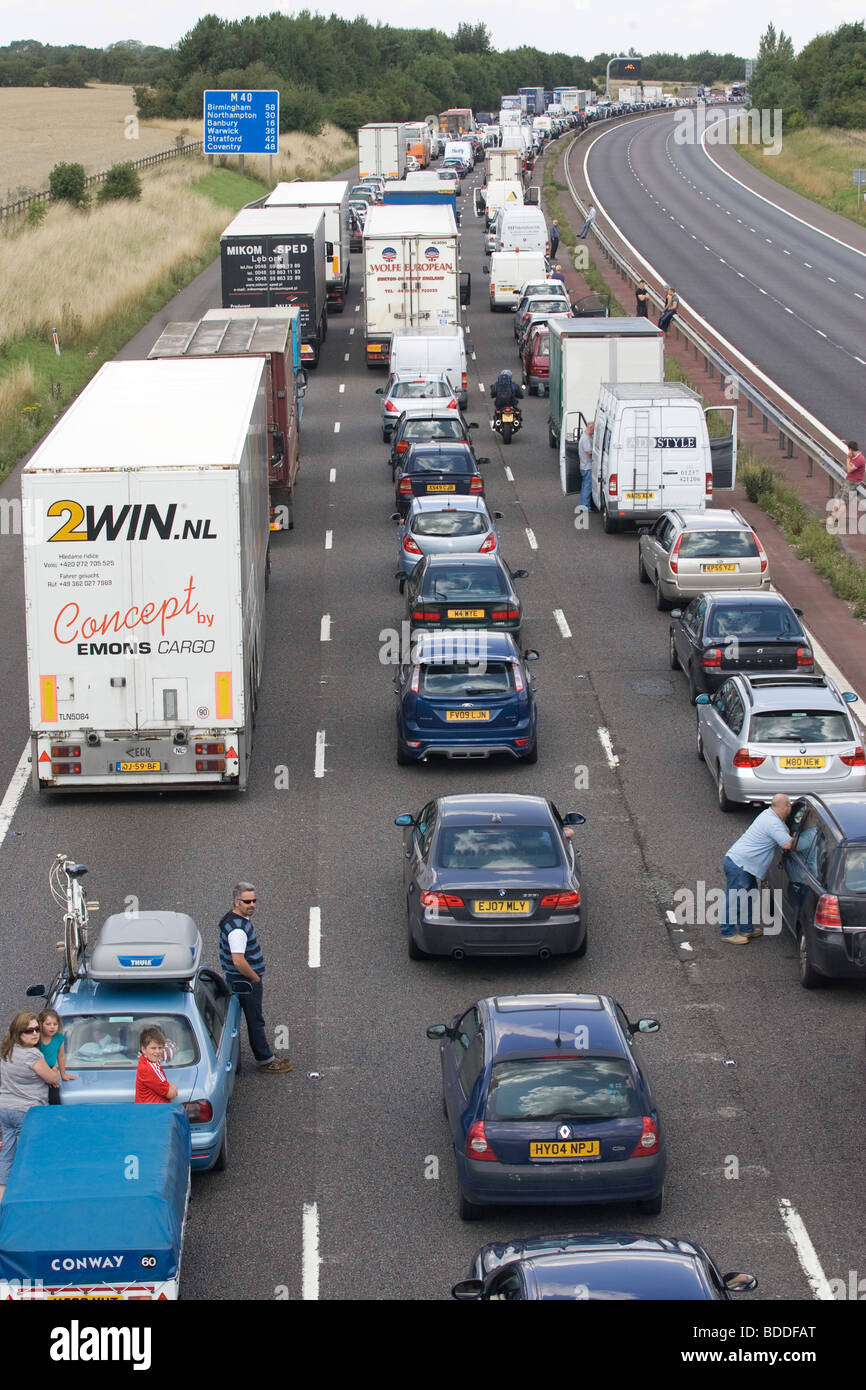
[492,205,548,256]
[485,251,548,310]
[389,326,471,407]
[591,382,737,533]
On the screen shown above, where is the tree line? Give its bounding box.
[750,21,866,129]
[1,18,746,134]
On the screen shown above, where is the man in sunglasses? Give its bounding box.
[218,883,293,1074]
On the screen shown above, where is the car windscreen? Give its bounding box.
[62,1014,199,1069]
[706,605,802,640]
[408,451,474,474]
[748,710,852,742]
[424,566,508,600]
[485,1058,640,1121]
[841,848,866,893]
[419,662,513,696]
[437,825,560,870]
[526,299,568,313]
[412,511,488,537]
[393,381,452,399]
[403,420,464,443]
[679,531,759,558]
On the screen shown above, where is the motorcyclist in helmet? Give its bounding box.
[490,369,524,411]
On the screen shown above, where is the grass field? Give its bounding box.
[0,84,355,200]
[736,125,866,226]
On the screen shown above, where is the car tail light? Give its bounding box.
[841,747,866,766]
[395,441,409,456]
[409,666,420,694]
[491,608,519,621]
[447,399,457,411]
[411,609,440,622]
[733,748,765,768]
[479,532,497,553]
[461,372,467,391]
[702,647,722,668]
[669,533,684,575]
[608,473,618,498]
[815,894,842,928]
[465,1120,498,1162]
[512,664,525,692]
[540,890,580,909]
[420,890,465,910]
[705,471,713,496]
[796,647,813,667]
[490,283,496,295]
[183,1099,214,1123]
[384,399,398,413]
[470,476,484,493]
[402,534,422,555]
[630,1116,661,1157]
[398,476,413,494]
[756,538,768,573]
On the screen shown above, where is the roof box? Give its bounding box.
[88,912,202,982]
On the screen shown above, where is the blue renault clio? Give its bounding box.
[427,993,665,1220]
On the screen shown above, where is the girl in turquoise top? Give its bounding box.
[38,1008,77,1104]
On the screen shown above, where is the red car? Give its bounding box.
[522,323,549,397]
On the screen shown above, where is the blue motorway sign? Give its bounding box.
[203,90,279,155]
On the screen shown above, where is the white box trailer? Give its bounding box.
[547,317,665,495]
[358,123,407,180]
[361,204,469,368]
[591,381,737,531]
[485,149,522,182]
[22,357,270,791]
[264,181,351,313]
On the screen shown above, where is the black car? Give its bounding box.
[405,553,528,638]
[395,793,586,959]
[669,591,813,701]
[389,412,482,480]
[395,442,485,514]
[765,793,866,988]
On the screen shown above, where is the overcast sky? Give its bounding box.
[7,2,855,60]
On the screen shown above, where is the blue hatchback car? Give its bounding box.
[394,629,539,764]
[29,911,242,1173]
[451,1232,758,1300]
[427,993,665,1220]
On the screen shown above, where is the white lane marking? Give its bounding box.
[777,1197,834,1300]
[679,941,694,952]
[827,277,836,283]
[0,744,30,848]
[504,466,514,482]
[314,730,327,778]
[783,248,791,255]
[525,527,538,550]
[349,327,355,334]
[320,614,331,642]
[344,353,350,362]
[324,530,333,550]
[334,422,340,433]
[339,384,345,393]
[665,910,678,924]
[855,356,866,365]
[553,608,572,638]
[308,906,322,969]
[302,1201,321,1300]
[804,262,812,269]
[329,468,336,482]
[478,382,485,393]
[354,304,360,312]
[856,292,865,300]
[598,726,619,769]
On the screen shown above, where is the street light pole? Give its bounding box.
[606,55,636,100]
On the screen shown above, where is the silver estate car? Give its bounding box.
[639,510,770,610]
[695,673,865,812]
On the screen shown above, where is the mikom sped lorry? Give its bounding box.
[22,357,270,791]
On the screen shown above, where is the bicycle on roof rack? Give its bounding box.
[50,853,99,978]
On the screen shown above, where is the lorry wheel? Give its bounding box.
[548,424,557,450]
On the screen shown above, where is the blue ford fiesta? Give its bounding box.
[394,629,539,764]
[427,993,665,1220]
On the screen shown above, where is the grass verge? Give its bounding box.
[735,125,866,227]
[541,147,627,314]
[740,454,866,619]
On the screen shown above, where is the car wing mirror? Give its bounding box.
[375,388,384,395]
[511,568,529,579]
[723,1272,758,1293]
[563,812,586,825]
[389,512,401,521]
[670,608,682,619]
[426,1024,448,1039]
[477,456,491,466]
[468,421,479,429]
[524,649,539,660]
[794,607,804,616]
[493,511,503,519]
[843,691,858,703]
[695,693,710,705]
[451,1279,485,1300]
[634,1018,661,1034]
[395,813,415,827]
[26,983,47,997]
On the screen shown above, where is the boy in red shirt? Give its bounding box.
[135,1026,178,1104]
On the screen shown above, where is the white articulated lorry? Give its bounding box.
[22,357,270,792]
[361,204,470,368]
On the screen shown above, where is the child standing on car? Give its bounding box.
[135,1027,178,1104]
[38,1008,77,1106]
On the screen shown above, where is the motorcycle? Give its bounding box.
[493,404,522,445]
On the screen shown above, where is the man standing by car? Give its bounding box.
[577,420,595,511]
[720,796,794,943]
[549,220,560,259]
[218,884,293,1073]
